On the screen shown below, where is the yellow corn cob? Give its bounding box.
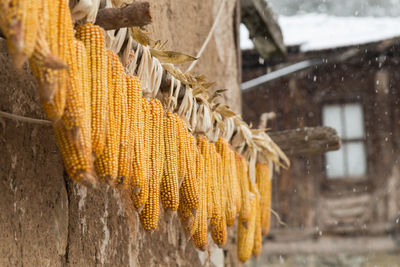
[196,136,213,218]
[160,112,180,211]
[28,1,65,115]
[252,190,262,257]
[180,133,200,213]
[175,115,187,181]
[44,0,75,121]
[178,132,200,237]
[215,138,237,227]
[256,163,272,235]
[237,192,257,263]
[126,76,146,201]
[178,200,197,238]
[94,50,121,183]
[210,147,227,247]
[76,24,108,158]
[139,99,164,231]
[73,39,91,140]
[191,149,208,251]
[231,150,242,216]
[112,61,130,187]
[236,154,251,226]
[28,0,72,121]
[51,39,95,188]
[0,0,40,69]
[53,121,97,187]
[132,98,150,211]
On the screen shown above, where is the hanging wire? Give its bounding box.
[0,111,51,125]
[185,0,228,73]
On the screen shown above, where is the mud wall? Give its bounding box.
[0,0,241,266]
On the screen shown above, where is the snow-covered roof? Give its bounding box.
[241,14,400,52]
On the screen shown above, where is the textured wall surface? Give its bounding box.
[0,0,242,266]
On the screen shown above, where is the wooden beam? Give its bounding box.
[95,2,152,30]
[261,235,397,255]
[269,126,341,157]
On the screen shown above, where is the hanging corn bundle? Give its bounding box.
[0,0,293,260]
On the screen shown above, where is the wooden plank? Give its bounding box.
[261,236,397,255]
[269,126,341,156]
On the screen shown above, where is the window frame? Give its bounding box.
[321,101,368,181]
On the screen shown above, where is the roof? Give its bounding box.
[241,13,400,52]
[240,0,286,57]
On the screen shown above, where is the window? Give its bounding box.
[322,103,367,179]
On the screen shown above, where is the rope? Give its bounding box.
[185,0,228,73]
[0,111,51,125]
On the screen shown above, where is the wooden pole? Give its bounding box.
[269,126,341,157]
[95,2,152,30]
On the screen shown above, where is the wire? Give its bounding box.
[0,111,51,125]
[185,0,228,73]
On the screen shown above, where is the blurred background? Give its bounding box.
[240,0,400,266]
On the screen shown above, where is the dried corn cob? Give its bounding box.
[178,193,197,237]
[211,148,227,247]
[73,39,91,140]
[231,150,242,216]
[237,192,257,263]
[53,120,97,187]
[191,149,208,251]
[132,98,150,211]
[43,0,76,121]
[29,1,65,114]
[216,138,237,226]
[139,99,164,231]
[160,112,180,211]
[178,131,200,236]
[94,50,121,183]
[175,115,187,181]
[252,190,262,257]
[52,39,95,187]
[0,0,40,69]
[180,133,200,213]
[126,76,147,202]
[29,0,73,121]
[256,163,272,235]
[76,24,108,158]
[196,136,213,218]
[111,59,130,187]
[236,153,251,227]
